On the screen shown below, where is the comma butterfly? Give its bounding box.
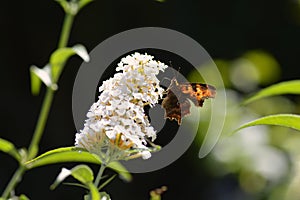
[161,78,216,125]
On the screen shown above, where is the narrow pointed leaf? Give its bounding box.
[29,65,42,95]
[19,194,30,200]
[0,138,21,161]
[108,161,132,182]
[51,165,99,200]
[26,147,132,182]
[243,80,300,105]
[63,182,87,189]
[98,174,116,190]
[30,65,57,92]
[78,0,93,11]
[72,44,90,62]
[233,114,300,134]
[51,165,93,189]
[50,48,75,80]
[25,147,101,168]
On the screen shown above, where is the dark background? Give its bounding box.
[0,0,300,199]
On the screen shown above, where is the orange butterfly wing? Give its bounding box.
[161,78,216,125]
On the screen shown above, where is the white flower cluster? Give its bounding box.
[75,52,168,161]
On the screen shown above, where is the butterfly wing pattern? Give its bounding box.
[161,78,216,125]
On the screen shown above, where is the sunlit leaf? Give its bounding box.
[87,182,101,200]
[78,0,93,11]
[51,164,94,189]
[242,80,300,105]
[0,138,21,161]
[29,65,57,95]
[233,114,300,134]
[50,48,75,80]
[29,65,42,95]
[19,194,30,200]
[72,44,90,62]
[72,165,94,183]
[98,174,116,190]
[25,147,132,182]
[50,44,89,81]
[51,165,100,200]
[26,147,100,168]
[108,161,132,182]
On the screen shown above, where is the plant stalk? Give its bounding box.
[94,164,107,188]
[1,10,75,200]
[58,12,74,48]
[1,166,26,199]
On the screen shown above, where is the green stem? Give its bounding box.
[1,166,26,199]
[1,9,75,200]
[28,8,74,162]
[58,12,74,48]
[94,164,107,188]
[27,88,54,159]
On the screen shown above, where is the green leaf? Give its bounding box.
[98,174,116,190]
[29,65,42,95]
[26,147,132,182]
[233,114,300,134]
[29,65,57,95]
[86,182,101,200]
[19,194,30,200]
[50,44,89,81]
[71,165,94,184]
[78,0,93,11]
[51,164,94,189]
[50,48,75,81]
[0,138,21,161]
[51,165,100,200]
[25,147,100,168]
[243,80,300,105]
[72,44,90,62]
[107,161,132,182]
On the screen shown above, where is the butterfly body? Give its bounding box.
[161,78,216,125]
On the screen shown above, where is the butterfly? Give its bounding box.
[161,78,216,125]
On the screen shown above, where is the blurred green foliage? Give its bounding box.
[187,50,300,200]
